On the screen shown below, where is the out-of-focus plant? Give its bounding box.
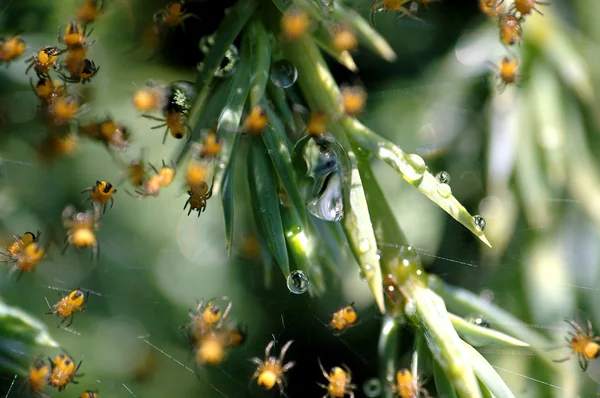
[364,0,600,395]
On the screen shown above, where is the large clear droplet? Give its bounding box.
[287,270,310,294]
[300,136,346,222]
[472,215,486,231]
[270,60,298,88]
[435,171,450,184]
[306,173,343,222]
[402,153,427,184]
[363,378,382,397]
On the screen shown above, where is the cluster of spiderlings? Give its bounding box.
[480,0,549,92]
[24,353,86,395]
[0,231,45,280]
[175,297,365,394]
[14,1,107,163]
[179,297,247,366]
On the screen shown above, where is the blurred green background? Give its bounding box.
[2,0,600,396]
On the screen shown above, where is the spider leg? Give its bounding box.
[66,314,75,328]
[61,240,70,255]
[265,340,275,358]
[92,242,99,264]
[282,361,295,372]
[419,387,432,398]
[579,354,588,372]
[181,13,202,22]
[552,352,574,363]
[565,319,583,334]
[279,340,294,362]
[142,114,166,122]
[163,128,169,144]
[15,268,25,282]
[218,300,233,326]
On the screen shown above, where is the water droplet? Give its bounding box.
[462,313,492,346]
[467,314,491,328]
[363,378,382,397]
[214,45,239,78]
[301,136,346,222]
[167,81,197,114]
[358,238,370,253]
[437,183,452,198]
[435,171,450,184]
[199,34,216,54]
[287,270,310,294]
[355,146,370,159]
[375,250,381,261]
[402,153,426,184]
[199,34,238,78]
[472,215,486,231]
[358,269,367,281]
[399,245,420,265]
[270,60,298,88]
[306,173,343,222]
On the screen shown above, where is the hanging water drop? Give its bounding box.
[270,60,298,88]
[363,378,382,397]
[402,153,427,184]
[435,170,451,184]
[358,238,370,253]
[306,173,343,222]
[472,215,486,231]
[287,270,310,294]
[301,136,346,222]
[437,183,452,198]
